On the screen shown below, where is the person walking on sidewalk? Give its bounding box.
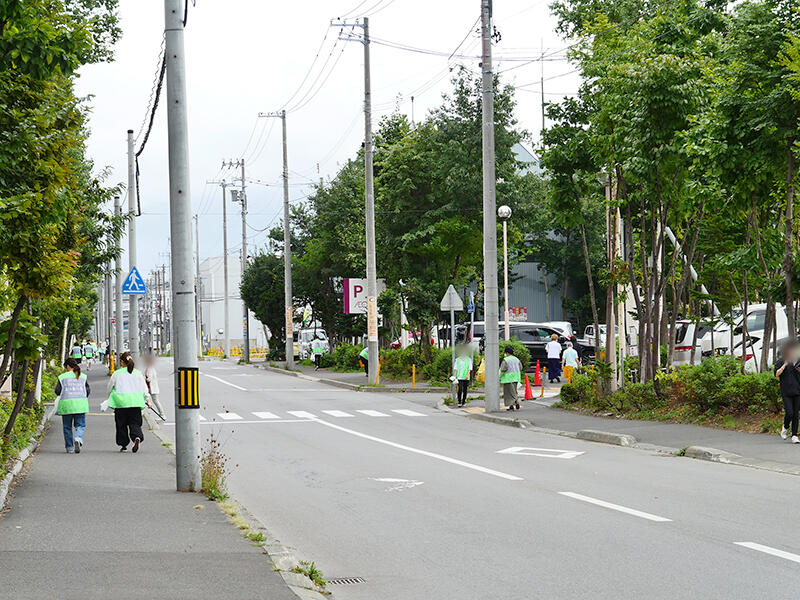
[453,347,473,407]
[104,352,150,453]
[83,340,95,370]
[775,340,800,444]
[98,341,105,364]
[561,342,581,383]
[360,346,369,377]
[70,342,83,365]
[500,346,522,411]
[545,333,563,383]
[55,358,90,454]
[143,353,165,417]
[311,335,325,370]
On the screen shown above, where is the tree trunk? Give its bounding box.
[24,357,43,409]
[784,138,796,337]
[561,230,570,321]
[0,296,26,387]
[580,223,601,362]
[3,360,29,438]
[760,299,775,373]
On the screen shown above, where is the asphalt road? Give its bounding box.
[153,359,800,599]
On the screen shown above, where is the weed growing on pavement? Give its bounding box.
[676,447,688,456]
[230,515,249,530]
[246,530,266,543]
[218,501,237,516]
[200,434,229,501]
[292,561,326,588]
[161,441,172,448]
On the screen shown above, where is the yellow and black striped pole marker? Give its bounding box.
[177,367,199,409]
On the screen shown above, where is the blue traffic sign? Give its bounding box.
[122,266,147,295]
[467,298,475,314]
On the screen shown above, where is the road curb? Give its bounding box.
[254,362,447,393]
[576,429,637,447]
[0,403,56,510]
[144,410,332,599]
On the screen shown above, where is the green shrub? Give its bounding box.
[333,342,364,371]
[720,371,780,414]
[422,347,453,382]
[380,346,418,379]
[673,355,742,411]
[611,381,662,412]
[318,353,335,368]
[494,338,531,371]
[560,373,594,404]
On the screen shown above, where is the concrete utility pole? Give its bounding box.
[164,0,200,491]
[127,129,139,358]
[194,214,202,356]
[363,17,379,384]
[114,195,124,360]
[209,179,231,357]
[161,264,167,351]
[239,159,250,363]
[481,0,501,412]
[105,262,113,352]
[257,111,295,368]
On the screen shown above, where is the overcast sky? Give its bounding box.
[75,0,581,279]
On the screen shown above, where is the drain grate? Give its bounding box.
[326,577,366,586]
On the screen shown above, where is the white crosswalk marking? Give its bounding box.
[288,411,317,419]
[391,409,426,417]
[198,415,207,421]
[322,410,354,418]
[357,409,389,417]
[217,412,243,420]
[252,412,279,419]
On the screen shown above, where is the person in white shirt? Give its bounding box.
[545,333,563,383]
[143,354,165,417]
[561,341,581,383]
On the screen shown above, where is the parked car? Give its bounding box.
[479,323,567,366]
[701,303,789,361]
[671,320,712,366]
[293,328,330,360]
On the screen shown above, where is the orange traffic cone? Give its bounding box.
[533,360,542,386]
[524,374,533,400]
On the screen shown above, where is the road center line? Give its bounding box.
[735,542,800,564]
[311,418,523,481]
[202,373,247,391]
[558,492,672,522]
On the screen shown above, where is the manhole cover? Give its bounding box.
[327,577,366,585]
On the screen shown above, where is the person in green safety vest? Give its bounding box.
[453,347,473,407]
[499,346,522,411]
[359,346,369,377]
[83,341,95,370]
[102,351,150,453]
[55,358,90,453]
[70,342,83,364]
[311,335,325,371]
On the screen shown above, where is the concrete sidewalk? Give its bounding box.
[0,369,298,600]
[453,395,800,473]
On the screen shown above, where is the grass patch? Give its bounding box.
[291,561,326,588]
[246,530,266,543]
[160,441,172,448]
[218,501,238,516]
[676,446,688,456]
[230,515,249,530]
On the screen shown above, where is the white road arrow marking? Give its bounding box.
[497,446,585,459]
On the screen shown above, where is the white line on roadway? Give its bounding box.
[357,409,389,417]
[322,410,354,418]
[162,419,312,426]
[558,492,672,522]
[735,542,800,564]
[217,412,243,420]
[311,418,523,481]
[391,409,426,417]
[252,412,280,419]
[202,373,247,391]
[288,410,317,419]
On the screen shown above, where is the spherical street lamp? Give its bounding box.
[497,205,512,340]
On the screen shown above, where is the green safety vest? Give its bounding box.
[83,345,94,358]
[71,346,82,359]
[312,341,324,355]
[454,356,472,380]
[57,372,89,415]
[359,347,369,360]
[499,356,522,384]
[108,368,146,409]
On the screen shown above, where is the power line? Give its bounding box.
[279,27,332,111]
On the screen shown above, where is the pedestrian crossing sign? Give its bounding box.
[122,266,147,295]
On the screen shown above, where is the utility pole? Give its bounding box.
[194,214,202,356]
[332,16,378,383]
[105,261,113,353]
[210,178,231,358]
[257,111,294,368]
[114,195,124,361]
[127,129,139,358]
[481,0,500,412]
[540,39,545,137]
[161,264,167,352]
[164,0,200,491]
[225,160,250,362]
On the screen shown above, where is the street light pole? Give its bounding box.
[114,195,124,361]
[498,205,512,341]
[164,0,200,491]
[481,0,500,412]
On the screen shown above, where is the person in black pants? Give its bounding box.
[775,340,800,444]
